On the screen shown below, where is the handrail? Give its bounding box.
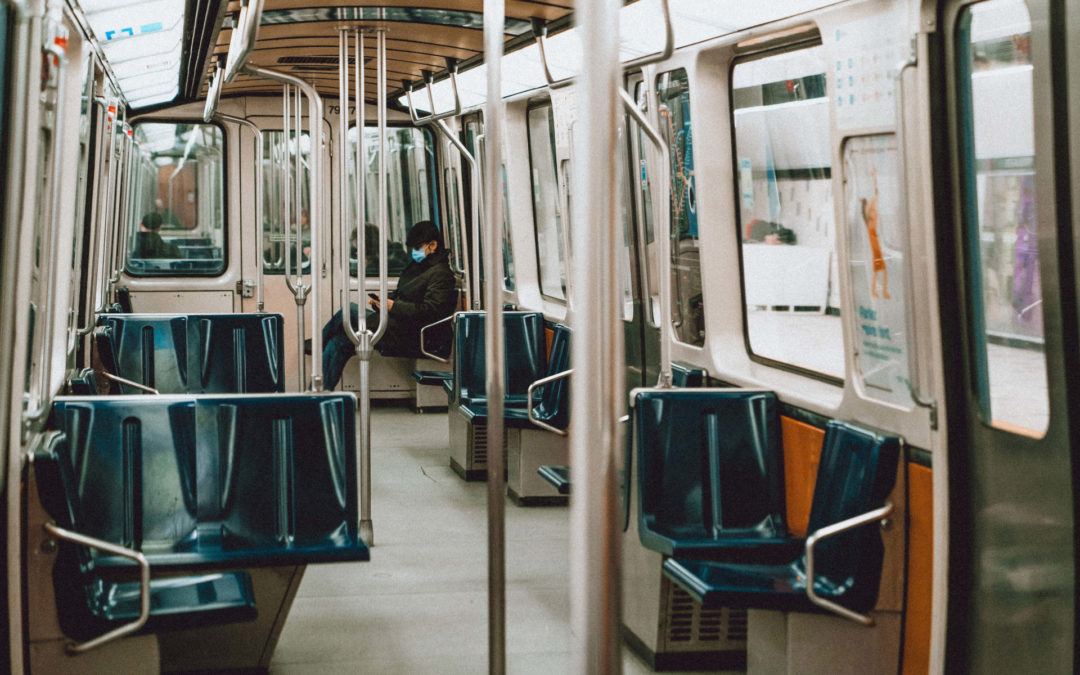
[804,502,894,626]
[43,522,151,654]
[102,371,160,395]
[532,0,673,89]
[419,314,454,363]
[434,119,479,309]
[203,63,224,123]
[245,65,323,390]
[526,368,572,436]
[214,114,264,311]
[895,55,937,428]
[24,30,69,429]
[405,61,463,125]
[618,86,672,388]
[223,0,263,84]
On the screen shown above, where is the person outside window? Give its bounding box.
[134,212,181,258]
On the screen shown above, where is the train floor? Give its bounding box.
[269,404,738,674]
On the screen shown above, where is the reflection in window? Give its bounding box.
[732,46,843,378]
[959,0,1048,434]
[527,103,567,301]
[127,123,225,276]
[657,69,705,346]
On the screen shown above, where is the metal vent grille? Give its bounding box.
[473,423,487,466]
[664,581,748,652]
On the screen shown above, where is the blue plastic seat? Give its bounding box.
[459,322,571,432]
[662,421,900,616]
[634,388,796,561]
[670,361,706,388]
[95,313,285,394]
[38,433,258,643]
[38,393,369,571]
[451,311,546,407]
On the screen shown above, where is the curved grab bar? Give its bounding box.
[526,368,573,436]
[804,502,894,626]
[101,371,160,395]
[434,120,480,309]
[419,314,455,363]
[532,0,673,89]
[223,0,263,84]
[203,63,224,123]
[43,522,151,654]
[618,87,673,388]
[246,64,324,389]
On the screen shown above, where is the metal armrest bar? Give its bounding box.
[419,314,455,363]
[804,502,894,626]
[526,368,573,436]
[43,522,151,654]
[101,371,160,395]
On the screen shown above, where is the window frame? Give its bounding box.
[124,118,229,278]
[525,98,568,304]
[728,38,845,387]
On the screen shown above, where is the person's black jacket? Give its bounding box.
[134,231,181,258]
[376,247,457,357]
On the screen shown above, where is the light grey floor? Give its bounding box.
[269,406,733,674]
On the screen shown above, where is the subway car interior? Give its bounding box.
[1,0,1079,672]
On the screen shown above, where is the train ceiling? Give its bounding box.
[80,1,837,111]
[199,1,575,108]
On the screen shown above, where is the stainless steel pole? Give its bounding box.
[483,1,506,672]
[572,0,623,672]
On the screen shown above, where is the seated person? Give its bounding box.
[134,212,181,258]
[320,220,457,390]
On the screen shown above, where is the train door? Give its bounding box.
[940,0,1077,670]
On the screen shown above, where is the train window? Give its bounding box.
[345,125,438,277]
[656,69,705,346]
[460,116,515,291]
[731,46,843,379]
[527,102,567,301]
[957,0,1048,434]
[127,122,225,276]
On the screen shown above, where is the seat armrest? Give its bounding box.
[526,368,573,436]
[804,502,894,625]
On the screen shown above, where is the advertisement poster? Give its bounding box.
[843,135,912,407]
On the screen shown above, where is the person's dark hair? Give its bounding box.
[141,212,163,230]
[405,220,440,250]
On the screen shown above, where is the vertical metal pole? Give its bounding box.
[434,120,477,311]
[255,121,265,311]
[356,29,375,545]
[308,62,324,391]
[483,1,506,673]
[572,0,622,672]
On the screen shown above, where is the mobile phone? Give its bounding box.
[368,293,379,300]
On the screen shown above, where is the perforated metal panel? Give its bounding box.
[662,578,747,653]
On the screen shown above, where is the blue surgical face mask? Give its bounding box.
[411,247,427,263]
